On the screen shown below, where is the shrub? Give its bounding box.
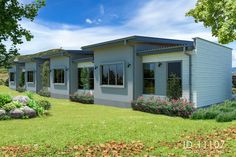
[0,79,5,85]
[2,103,16,112]
[70,92,94,104]
[16,86,26,93]
[11,101,24,108]
[0,94,12,107]
[26,91,34,99]
[216,111,236,122]
[38,88,50,97]
[37,100,51,110]
[27,99,45,116]
[167,74,182,100]
[131,96,195,118]
[191,100,236,122]
[4,79,9,86]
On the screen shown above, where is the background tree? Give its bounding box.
[0,0,45,67]
[41,61,50,87]
[81,68,89,90]
[186,0,236,44]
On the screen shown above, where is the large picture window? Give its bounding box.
[27,71,34,83]
[143,63,155,94]
[54,69,65,84]
[101,63,124,86]
[78,67,94,90]
[10,72,15,82]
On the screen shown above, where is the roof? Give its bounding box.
[15,49,93,63]
[82,35,194,50]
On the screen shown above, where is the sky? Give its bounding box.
[19,0,236,67]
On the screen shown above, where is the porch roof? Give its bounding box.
[136,45,195,56]
[82,35,194,50]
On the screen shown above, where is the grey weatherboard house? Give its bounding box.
[8,36,232,108]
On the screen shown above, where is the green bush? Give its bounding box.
[191,101,236,122]
[2,103,16,112]
[70,92,94,104]
[0,94,12,107]
[16,87,26,93]
[216,111,236,122]
[131,97,195,118]
[26,91,34,99]
[28,99,45,116]
[37,100,51,110]
[12,101,24,108]
[38,88,50,97]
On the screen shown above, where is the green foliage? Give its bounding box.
[26,91,34,99]
[191,100,236,122]
[11,101,24,108]
[37,100,51,110]
[38,87,50,97]
[0,0,45,68]
[16,86,26,93]
[131,97,195,118]
[186,0,236,44]
[216,111,236,122]
[167,74,182,100]
[81,68,89,90]
[41,61,50,87]
[70,92,94,104]
[0,94,12,107]
[19,71,25,87]
[2,103,16,112]
[27,99,44,116]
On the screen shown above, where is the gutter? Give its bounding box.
[184,47,193,103]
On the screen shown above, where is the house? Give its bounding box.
[8,36,232,108]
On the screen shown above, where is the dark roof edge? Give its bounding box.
[82,35,193,50]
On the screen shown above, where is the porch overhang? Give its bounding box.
[72,57,94,63]
[136,45,195,56]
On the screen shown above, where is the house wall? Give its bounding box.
[50,56,70,98]
[142,51,191,101]
[192,38,232,107]
[93,44,134,107]
[25,62,37,92]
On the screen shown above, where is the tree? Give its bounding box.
[0,0,45,67]
[186,0,236,44]
[41,60,50,87]
[81,68,89,90]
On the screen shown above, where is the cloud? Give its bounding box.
[85,18,93,24]
[17,0,236,66]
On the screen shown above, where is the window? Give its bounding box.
[101,63,124,86]
[143,63,155,94]
[27,71,34,82]
[78,67,94,90]
[54,69,65,84]
[10,72,15,82]
[167,62,182,95]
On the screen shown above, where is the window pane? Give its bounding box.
[10,73,14,81]
[143,79,155,94]
[168,62,181,78]
[109,64,116,85]
[89,67,94,78]
[89,79,94,90]
[116,63,123,85]
[27,71,33,82]
[101,65,108,85]
[54,69,64,83]
[143,63,155,78]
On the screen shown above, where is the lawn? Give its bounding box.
[0,85,235,156]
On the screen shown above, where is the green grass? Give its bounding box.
[0,85,235,156]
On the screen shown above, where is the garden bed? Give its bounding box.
[0,92,51,120]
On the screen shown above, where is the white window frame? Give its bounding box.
[99,61,125,88]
